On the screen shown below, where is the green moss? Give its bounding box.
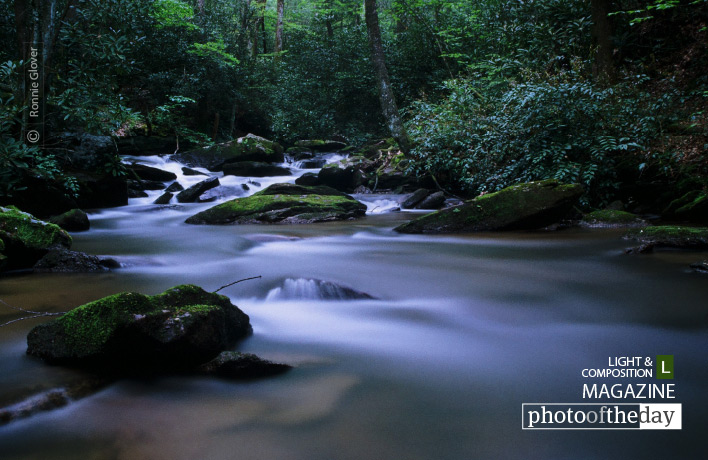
[582,210,646,228]
[186,184,366,225]
[395,180,583,233]
[626,225,708,240]
[52,285,229,356]
[0,206,72,250]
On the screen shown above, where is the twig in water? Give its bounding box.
[213,276,262,293]
[0,299,64,328]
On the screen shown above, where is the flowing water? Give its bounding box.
[0,153,706,459]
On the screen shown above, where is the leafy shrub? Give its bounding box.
[406,73,679,205]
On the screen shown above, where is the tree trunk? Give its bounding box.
[364,0,411,154]
[591,0,615,83]
[274,0,284,54]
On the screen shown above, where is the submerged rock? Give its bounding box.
[33,249,117,273]
[624,226,708,253]
[176,177,220,203]
[181,166,207,176]
[580,210,647,228]
[690,261,708,273]
[395,180,584,234]
[265,278,375,301]
[0,206,72,270]
[198,351,292,379]
[26,284,252,372]
[49,209,90,232]
[185,183,366,225]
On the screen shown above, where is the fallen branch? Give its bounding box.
[213,276,262,293]
[0,299,63,328]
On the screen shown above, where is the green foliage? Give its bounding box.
[406,73,678,205]
[152,0,199,30]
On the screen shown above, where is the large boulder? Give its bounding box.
[176,177,220,203]
[317,165,365,192]
[173,134,284,171]
[416,191,446,210]
[185,183,366,225]
[222,161,292,177]
[26,284,252,372]
[395,180,584,234]
[0,206,72,270]
[295,172,320,186]
[54,133,116,170]
[401,189,430,209]
[0,177,78,218]
[49,209,90,232]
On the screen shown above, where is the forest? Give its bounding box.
[0,1,707,459]
[1,0,706,212]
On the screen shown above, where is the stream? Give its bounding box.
[0,153,706,459]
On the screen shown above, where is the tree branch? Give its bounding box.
[213,276,262,293]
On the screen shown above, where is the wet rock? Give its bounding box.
[200,186,248,202]
[33,249,116,273]
[182,166,207,176]
[153,192,173,205]
[222,161,292,177]
[416,191,446,210]
[395,180,584,234]
[27,284,252,372]
[294,139,347,152]
[0,206,72,270]
[130,179,166,191]
[690,261,708,273]
[401,189,430,209]
[266,278,375,301]
[624,226,708,253]
[165,181,184,192]
[49,209,90,232]
[128,189,148,198]
[174,134,284,170]
[198,351,292,379]
[317,165,365,192]
[580,210,647,228]
[300,159,327,169]
[176,177,220,203]
[185,183,365,225]
[127,164,177,182]
[295,172,320,186]
[353,185,372,194]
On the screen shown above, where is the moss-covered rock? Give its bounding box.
[663,191,708,224]
[185,183,366,225]
[0,206,72,270]
[580,210,647,228]
[173,134,284,171]
[49,209,90,232]
[395,180,584,234]
[624,226,708,253]
[26,284,252,371]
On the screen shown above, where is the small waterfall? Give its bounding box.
[265,278,374,301]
